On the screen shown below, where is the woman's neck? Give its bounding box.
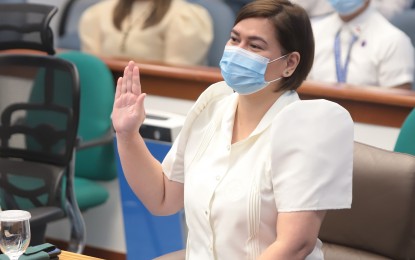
[232,87,284,144]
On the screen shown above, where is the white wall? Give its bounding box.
[45,95,401,253]
[354,122,399,150]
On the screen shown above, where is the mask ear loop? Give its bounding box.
[265,53,291,83]
[266,76,283,84]
[268,53,290,64]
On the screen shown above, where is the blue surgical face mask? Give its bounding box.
[219,46,288,95]
[328,0,366,16]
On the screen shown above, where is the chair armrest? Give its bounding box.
[28,206,65,226]
[76,128,114,150]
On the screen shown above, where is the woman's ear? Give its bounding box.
[283,51,300,77]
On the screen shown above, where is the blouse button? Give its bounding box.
[205,210,208,215]
[226,144,231,151]
[216,176,220,181]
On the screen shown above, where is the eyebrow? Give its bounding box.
[231,29,268,46]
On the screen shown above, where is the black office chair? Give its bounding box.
[0,2,56,55]
[0,3,86,253]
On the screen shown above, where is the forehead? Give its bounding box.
[232,17,278,44]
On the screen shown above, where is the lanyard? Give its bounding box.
[334,29,358,83]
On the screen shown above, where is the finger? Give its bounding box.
[115,77,122,99]
[126,61,135,93]
[132,65,141,95]
[121,65,128,93]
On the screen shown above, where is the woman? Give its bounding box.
[112,0,354,259]
[79,0,213,66]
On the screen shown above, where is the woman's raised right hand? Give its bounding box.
[111,61,146,139]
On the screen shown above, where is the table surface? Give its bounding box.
[59,250,104,260]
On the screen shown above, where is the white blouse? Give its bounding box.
[162,82,354,259]
[79,0,213,66]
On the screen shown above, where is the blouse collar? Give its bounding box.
[221,90,300,142]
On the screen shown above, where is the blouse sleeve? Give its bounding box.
[78,3,102,54]
[164,2,214,66]
[271,99,354,212]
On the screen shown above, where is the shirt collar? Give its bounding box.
[221,90,300,141]
[251,90,300,136]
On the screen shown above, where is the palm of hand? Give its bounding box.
[111,61,146,136]
[112,92,144,134]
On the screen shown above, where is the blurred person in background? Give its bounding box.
[290,0,335,21]
[308,0,414,89]
[79,0,213,66]
[227,0,414,21]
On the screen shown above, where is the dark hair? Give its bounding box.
[113,0,172,30]
[235,0,314,91]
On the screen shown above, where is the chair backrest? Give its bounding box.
[0,3,57,55]
[394,108,415,156]
[319,142,415,260]
[57,0,100,50]
[56,51,116,181]
[0,53,79,210]
[0,55,80,166]
[188,0,235,67]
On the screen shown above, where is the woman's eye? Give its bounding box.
[230,36,238,43]
[250,44,261,50]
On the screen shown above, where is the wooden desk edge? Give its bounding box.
[60,250,105,260]
[106,62,415,128]
[103,55,415,108]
